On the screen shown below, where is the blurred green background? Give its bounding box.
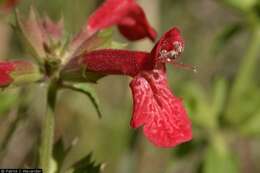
[0,0,260,173]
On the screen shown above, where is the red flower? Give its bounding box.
[6,2,191,147]
[81,27,192,147]
[0,62,15,87]
[0,60,41,87]
[86,0,156,41]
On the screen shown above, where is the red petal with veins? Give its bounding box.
[130,69,192,147]
[0,62,15,87]
[87,0,156,41]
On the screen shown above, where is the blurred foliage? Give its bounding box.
[71,153,101,173]
[62,83,102,118]
[0,90,18,114]
[0,0,260,173]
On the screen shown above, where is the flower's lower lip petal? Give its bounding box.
[130,69,192,147]
[130,74,152,128]
[142,96,193,147]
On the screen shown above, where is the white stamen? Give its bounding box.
[159,41,184,62]
[160,49,167,56]
[173,41,183,54]
[170,50,177,58]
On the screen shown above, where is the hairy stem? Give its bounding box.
[40,81,58,172]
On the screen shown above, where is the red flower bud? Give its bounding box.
[0,60,42,87]
[0,62,15,87]
[87,0,156,41]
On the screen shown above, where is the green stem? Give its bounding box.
[40,81,58,172]
[227,26,260,123]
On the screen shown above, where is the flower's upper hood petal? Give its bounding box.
[151,27,184,67]
[130,69,192,147]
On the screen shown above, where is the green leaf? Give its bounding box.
[53,138,78,173]
[211,23,243,55]
[203,135,239,173]
[63,83,102,118]
[72,153,101,173]
[15,7,47,60]
[53,139,68,170]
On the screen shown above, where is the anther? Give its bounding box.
[173,41,183,54]
[160,49,168,56]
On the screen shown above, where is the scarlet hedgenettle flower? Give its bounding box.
[87,0,157,41]
[81,27,192,147]
[4,1,191,148]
